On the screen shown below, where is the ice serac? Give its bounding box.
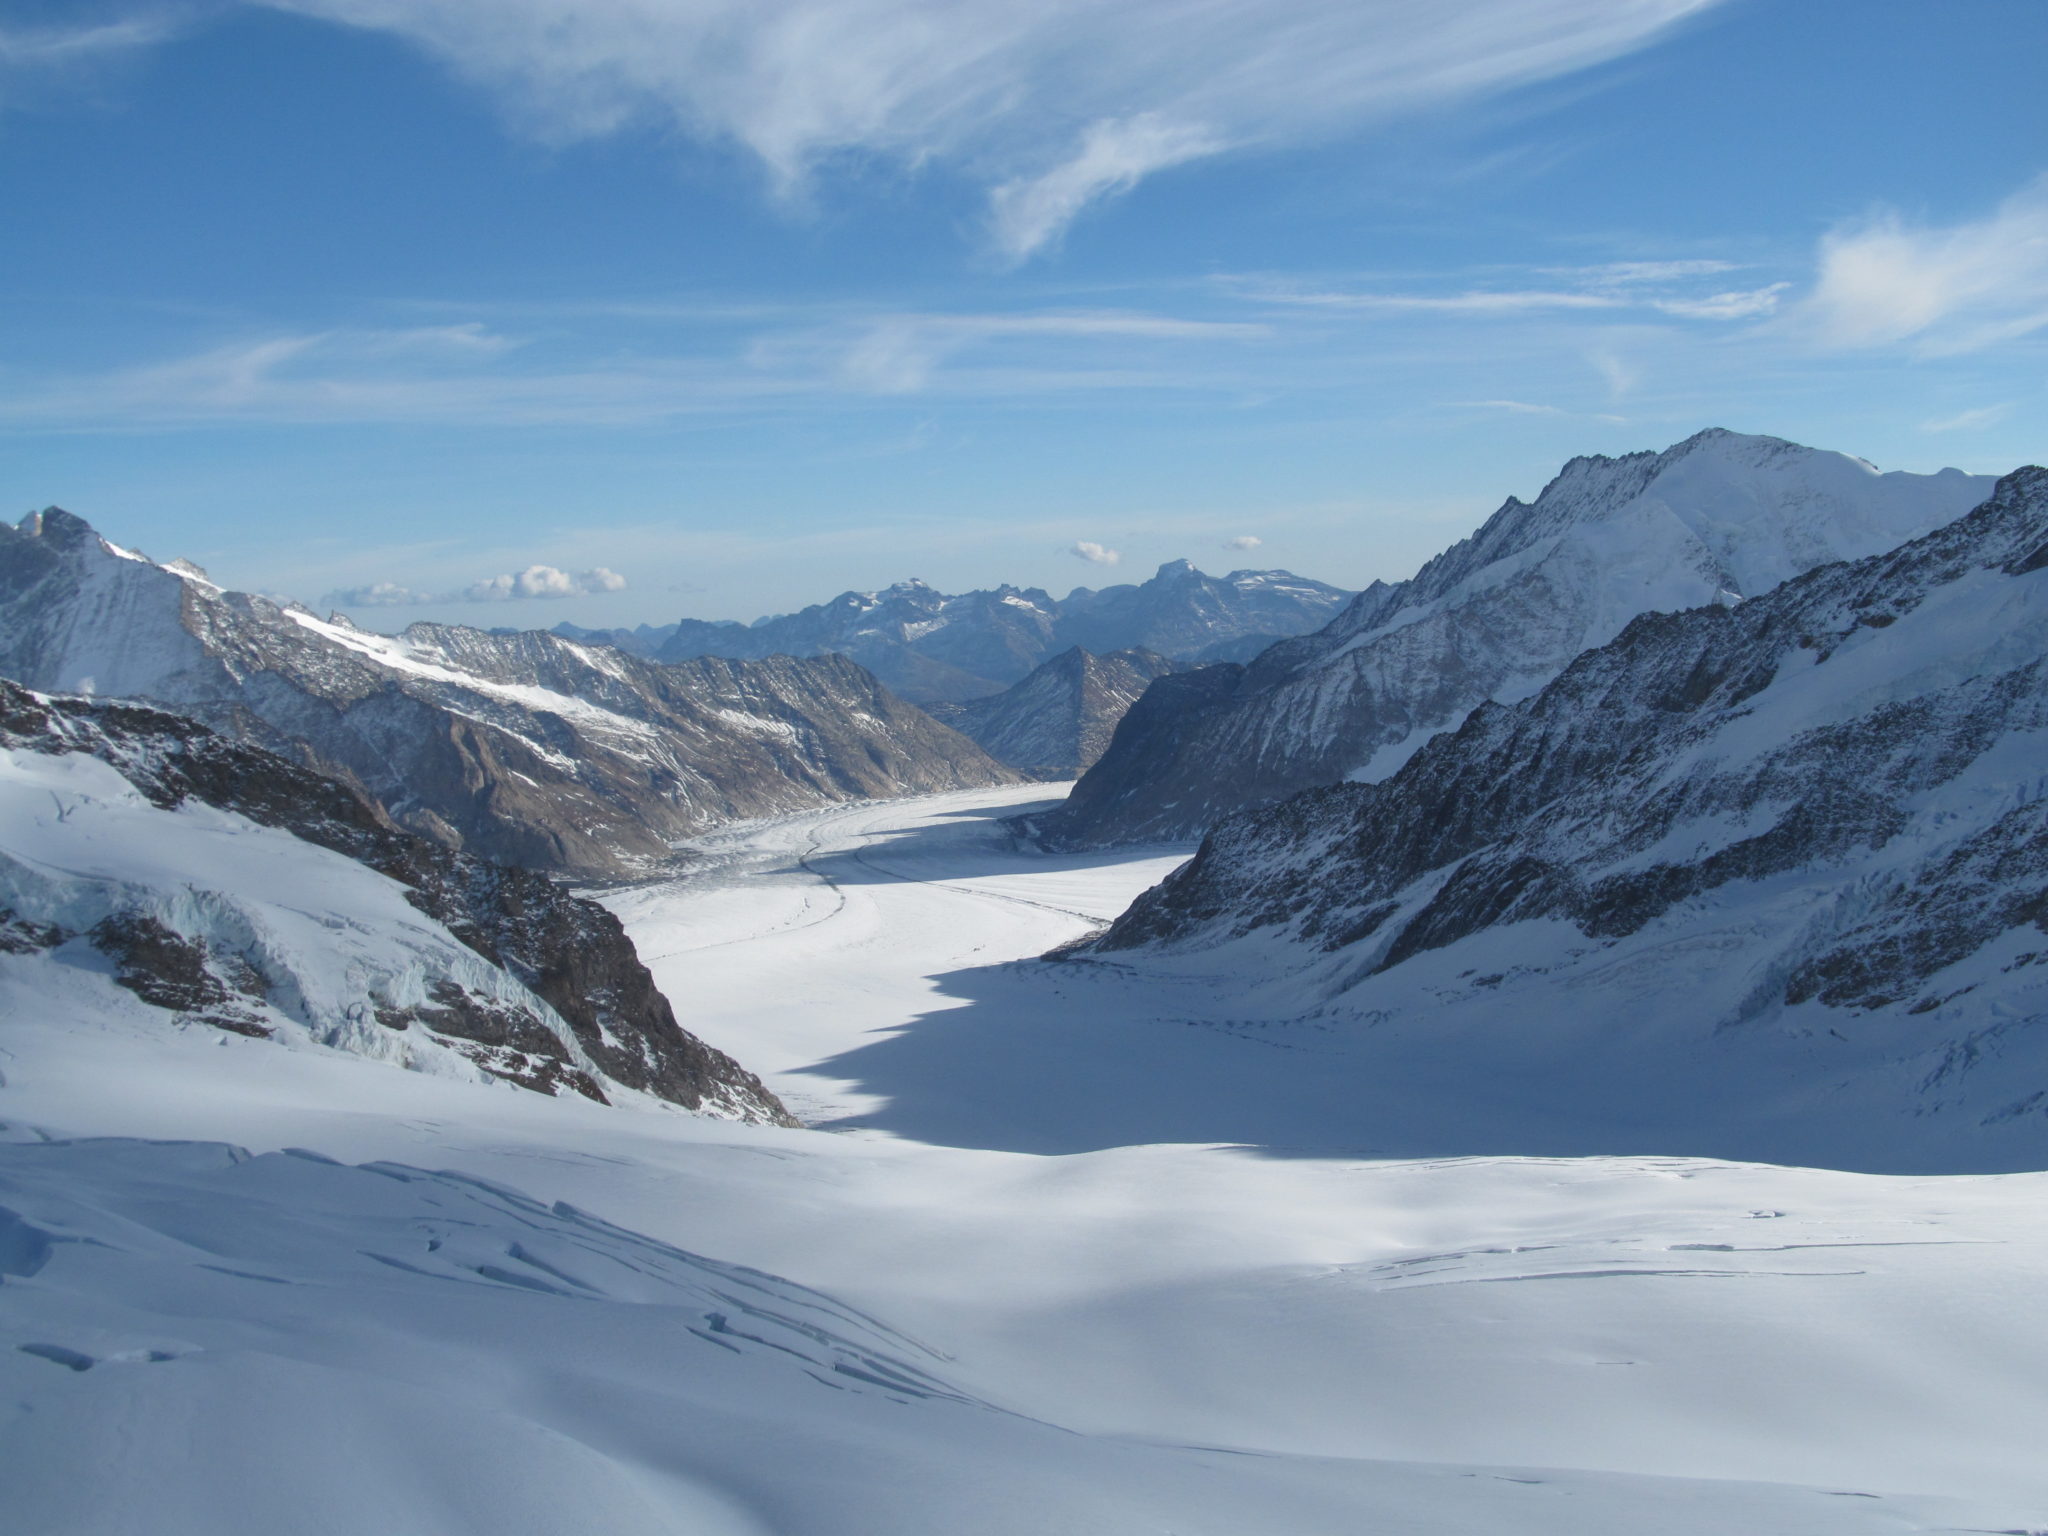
[0,509,1019,879]
[1032,431,1999,849]
[652,562,1351,705]
[928,647,1178,777]
[1088,467,2048,1161]
[0,679,794,1122]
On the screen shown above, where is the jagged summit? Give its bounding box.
[1027,430,1999,850]
[1081,465,2048,1169]
[0,507,1017,879]
[630,559,1351,705]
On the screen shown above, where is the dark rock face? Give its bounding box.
[0,910,69,955]
[1094,468,2048,1033]
[88,914,274,1039]
[646,564,1351,706]
[929,647,1177,777]
[0,510,1018,881]
[1033,431,1999,850]
[0,680,795,1123]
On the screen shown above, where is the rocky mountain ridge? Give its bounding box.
[928,647,1178,778]
[1030,430,1998,849]
[0,679,793,1122]
[1080,466,2048,1165]
[0,509,1018,879]
[567,561,1350,705]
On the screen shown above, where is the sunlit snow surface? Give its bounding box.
[4,785,2046,1532]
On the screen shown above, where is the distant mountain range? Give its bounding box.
[1029,430,1998,849]
[558,560,1351,705]
[0,510,1016,880]
[1080,463,2048,1168]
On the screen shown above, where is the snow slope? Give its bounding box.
[1036,430,1999,847]
[6,784,2046,1531]
[0,509,1016,878]
[1081,466,2048,1173]
[0,681,788,1120]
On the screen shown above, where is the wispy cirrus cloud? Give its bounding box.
[0,8,188,107]
[254,0,1722,261]
[0,309,1263,426]
[0,17,174,65]
[830,310,1267,393]
[1461,398,1626,423]
[1798,175,2048,354]
[1918,403,2016,434]
[1244,274,1788,321]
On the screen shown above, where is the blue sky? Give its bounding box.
[2,0,2043,625]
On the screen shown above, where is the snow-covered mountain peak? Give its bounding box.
[646,561,1351,706]
[1032,431,2001,849]
[0,508,1018,877]
[1085,465,2048,1165]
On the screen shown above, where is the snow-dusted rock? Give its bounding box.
[929,646,1177,776]
[1034,431,1998,848]
[0,680,793,1121]
[634,561,1350,705]
[0,509,1018,879]
[1085,465,2048,1162]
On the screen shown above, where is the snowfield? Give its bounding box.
[4,784,2047,1532]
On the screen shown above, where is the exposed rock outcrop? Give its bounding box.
[1031,431,1998,849]
[0,509,1018,879]
[0,679,795,1122]
[1083,467,2048,1147]
[928,647,1176,777]
[627,562,1349,705]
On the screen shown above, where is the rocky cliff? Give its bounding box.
[0,509,1018,879]
[1080,467,2048,1162]
[641,562,1349,705]
[929,647,1177,777]
[1031,431,1997,849]
[0,679,794,1122]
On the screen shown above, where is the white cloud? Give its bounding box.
[0,309,1273,425]
[1919,403,2016,434]
[257,0,1721,259]
[987,114,1221,263]
[1460,398,1627,423]
[1471,398,1565,414]
[0,14,180,68]
[1650,283,1787,320]
[0,11,186,110]
[465,564,629,601]
[1223,534,1262,551]
[1248,276,1787,322]
[323,563,628,610]
[1070,540,1120,566]
[323,580,436,607]
[1800,175,2048,354]
[1588,348,1639,399]
[834,309,1266,393]
[1551,259,1742,284]
[1259,287,1624,314]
